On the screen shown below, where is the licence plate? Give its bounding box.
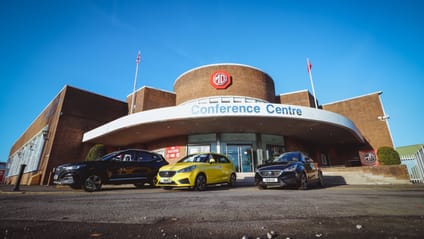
[263,178,278,183]
[160,177,172,183]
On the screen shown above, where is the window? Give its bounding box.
[7,127,47,176]
[215,155,230,163]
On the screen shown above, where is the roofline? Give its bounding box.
[127,85,175,98]
[10,85,126,155]
[279,89,310,96]
[323,91,383,106]
[10,85,67,151]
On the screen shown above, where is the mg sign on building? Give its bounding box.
[210,70,232,89]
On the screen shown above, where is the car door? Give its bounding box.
[215,154,232,182]
[205,154,222,184]
[116,151,139,181]
[106,151,132,182]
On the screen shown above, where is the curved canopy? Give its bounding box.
[83,102,364,146]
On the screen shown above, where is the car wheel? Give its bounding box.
[194,174,206,191]
[298,173,308,190]
[150,177,158,188]
[229,173,236,187]
[318,171,325,187]
[83,174,102,192]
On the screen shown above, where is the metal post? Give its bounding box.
[13,164,27,191]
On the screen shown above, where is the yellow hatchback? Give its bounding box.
[156,153,236,191]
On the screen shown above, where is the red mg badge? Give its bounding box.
[210,70,232,89]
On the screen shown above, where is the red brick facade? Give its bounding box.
[174,64,276,104]
[322,92,393,150]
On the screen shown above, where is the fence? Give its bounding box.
[400,146,424,184]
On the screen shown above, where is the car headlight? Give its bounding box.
[282,164,297,172]
[63,165,84,170]
[177,165,196,173]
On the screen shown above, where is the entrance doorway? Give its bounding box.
[226,145,253,172]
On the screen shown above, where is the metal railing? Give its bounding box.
[400,146,424,184]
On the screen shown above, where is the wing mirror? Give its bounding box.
[209,158,216,164]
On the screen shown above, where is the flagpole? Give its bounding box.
[130,51,141,114]
[307,58,318,109]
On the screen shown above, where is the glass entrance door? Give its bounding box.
[226,145,253,172]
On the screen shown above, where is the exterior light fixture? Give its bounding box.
[377,115,390,121]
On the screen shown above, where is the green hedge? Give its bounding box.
[377,146,401,165]
[85,144,106,161]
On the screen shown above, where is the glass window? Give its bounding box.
[137,151,156,162]
[179,154,210,163]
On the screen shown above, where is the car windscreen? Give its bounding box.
[178,154,209,163]
[273,152,301,163]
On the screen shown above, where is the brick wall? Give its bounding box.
[174,64,276,105]
[127,87,176,113]
[322,92,393,150]
[279,90,317,107]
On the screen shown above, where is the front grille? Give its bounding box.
[159,171,176,177]
[259,170,283,177]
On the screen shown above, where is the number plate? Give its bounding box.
[160,177,172,183]
[263,178,278,183]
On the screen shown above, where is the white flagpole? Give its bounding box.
[130,51,141,114]
[307,58,318,109]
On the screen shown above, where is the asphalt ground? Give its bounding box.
[1,183,424,239]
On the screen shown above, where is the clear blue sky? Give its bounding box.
[1,0,423,162]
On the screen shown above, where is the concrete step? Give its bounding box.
[236,167,412,186]
[322,167,411,185]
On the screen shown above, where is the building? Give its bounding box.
[6,63,394,185]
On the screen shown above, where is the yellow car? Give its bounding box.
[156,153,236,191]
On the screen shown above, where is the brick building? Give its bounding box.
[6,63,393,185]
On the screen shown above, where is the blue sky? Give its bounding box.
[1,0,423,162]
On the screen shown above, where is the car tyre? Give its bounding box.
[149,177,158,188]
[83,174,102,192]
[194,174,206,191]
[229,173,236,187]
[298,172,308,190]
[318,171,325,187]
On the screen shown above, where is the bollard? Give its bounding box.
[13,164,27,191]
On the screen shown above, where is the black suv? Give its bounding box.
[255,151,324,190]
[53,149,168,192]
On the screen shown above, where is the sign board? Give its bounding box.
[166,146,181,160]
[359,150,379,166]
[210,70,232,89]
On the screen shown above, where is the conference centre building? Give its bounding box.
[5,63,394,185]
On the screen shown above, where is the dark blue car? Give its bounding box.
[53,149,168,192]
[255,151,324,190]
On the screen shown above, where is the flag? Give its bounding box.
[136,51,141,64]
[307,59,312,73]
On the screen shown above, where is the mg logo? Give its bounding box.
[210,70,232,89]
